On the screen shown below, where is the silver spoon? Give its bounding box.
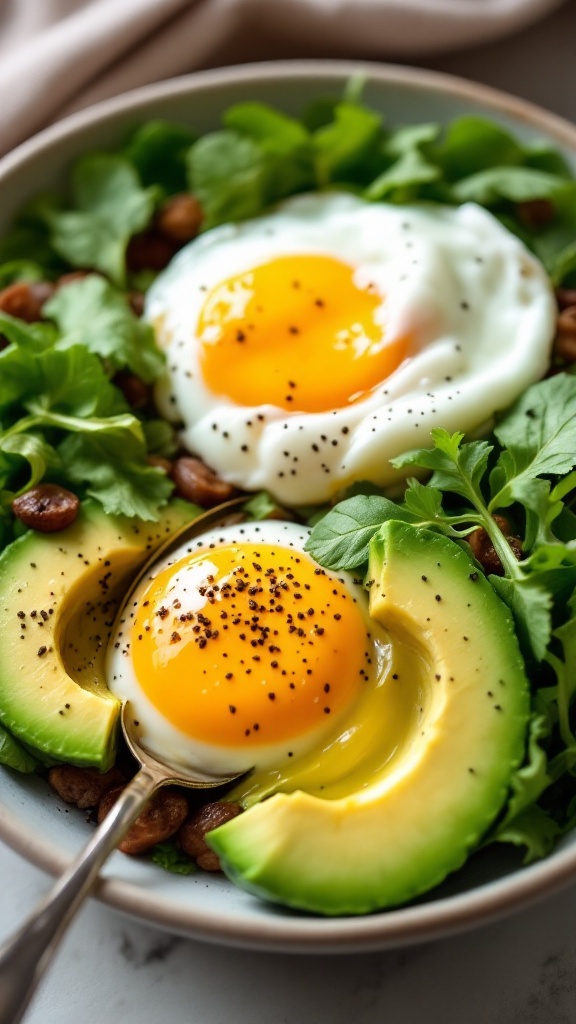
[0,498,251,1024]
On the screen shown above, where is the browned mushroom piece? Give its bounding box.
[553,304,576,363]
[47,765,126,810]
[0,280,55,322]
[516,198,555,228]
[128,291,145,317]
[147,454,173,474]
[97,786,189,855]
[156,194,204,245]
[467,514,523,577]
[555,288,576,311]
[12,484,80,533]
[179,802,242,871]
[113,369,151,410]
[171,456,238,508]
[126,230,177,272]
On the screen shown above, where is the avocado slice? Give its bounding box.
[207,521,530,915]
[0,499,198,771]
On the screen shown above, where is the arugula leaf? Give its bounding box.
[243,490,283,521]
[305,495,416,570]
[486,714,562,862]
[0,349,42,415]
[452,167,568,206]
[44,276,165,383]
[490,375,576,527]
[552,240,576,286]
[0,260,48,288]
[365,123,441,201]
[435,117,525,181]
[223,102,314,198]
[142,419,177,458]
[123,120,196,194]
[0,433,60,495]
[547,589,576,747]
[0,222,62,275]
[0,311,57,353]
[47,155,157,286]
[150,840,196,875]
[490,576,553,663]
[488,804,562,862]
[525,144,572,177]
[0,726,38,774]
[0,340,167,520]
[365,148,440,201]
[312,102,383,185]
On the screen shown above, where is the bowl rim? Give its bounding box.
[1,57,576,953]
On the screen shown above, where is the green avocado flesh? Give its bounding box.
[0,499,198,771]
[208,521,530,916]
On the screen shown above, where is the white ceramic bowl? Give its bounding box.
[0,61,575,954]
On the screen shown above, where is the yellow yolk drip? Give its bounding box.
[129,543,369,748]
[197,254,408,412]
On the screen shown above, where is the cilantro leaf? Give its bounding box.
[393,429,493,502]
[24,346,128,420]
[402,478,445,522]
[44,276,165,383]
[223,102,314,198]
[47,155,157,286]
[188,132,269,229]
[59,431,172,520]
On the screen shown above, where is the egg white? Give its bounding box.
[106,520,384,775]
[150,192,556,505]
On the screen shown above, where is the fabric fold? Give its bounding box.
[0,0,565,155]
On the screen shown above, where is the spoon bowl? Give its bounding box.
[0,498,254,1024]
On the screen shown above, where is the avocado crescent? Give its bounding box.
[207,520,530,915]
[0,499,198,771]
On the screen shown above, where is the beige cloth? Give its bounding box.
[0,0,566,155]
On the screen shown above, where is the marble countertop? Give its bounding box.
[2,3,576,1021]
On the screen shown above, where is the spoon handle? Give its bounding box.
[0,766,162,1024]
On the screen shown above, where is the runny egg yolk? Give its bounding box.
[129,542,369,749]
[197,254,408,412]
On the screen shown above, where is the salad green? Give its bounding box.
[306,376,576,861]
[0,85,575,884]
